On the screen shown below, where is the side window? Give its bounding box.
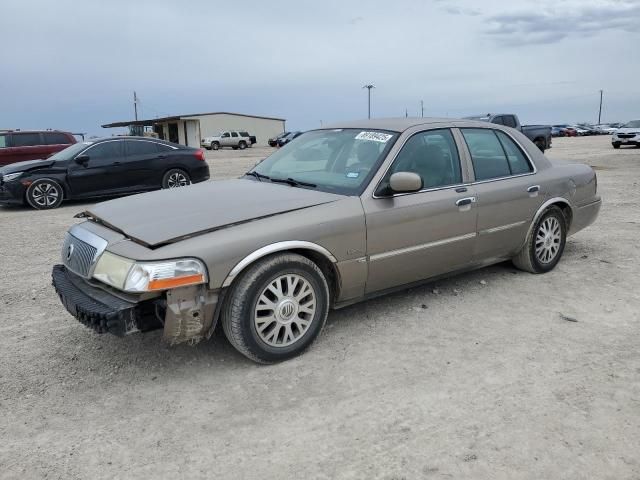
[0,134,7,148]
[85,141,123,161]
[239,131,249,137]
[385,129,462,190]
[12,133,42,147]
[495,131,532,175]
[461,128,512,181]
[231,132,238,138]
[503,116,517,128]
[222,132,230,138]
[492,116,504,126]
[44,132,72,145]
[125,140,158,156]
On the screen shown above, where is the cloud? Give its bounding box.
[484,1,640,45]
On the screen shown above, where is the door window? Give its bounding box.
[502,116,517,128]
[125,140,159,156]
[11,133,42,147]
[44,132,72,145]
[383,129,462,190]
[495,131,532,175]
[84,141,123,162]
[222,132,230,138]
[231,132,238,138]
[461,129,512,181]
[0,134,7,148]
[492,116,505,125]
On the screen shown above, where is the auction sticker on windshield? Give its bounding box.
[355,131,393,143]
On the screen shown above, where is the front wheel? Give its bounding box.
[26,179,64,209]
[613,143,621,149]
[512,206,567,273]
[162,168,191,189]
[211,142,220,150]
[222,253,330,363]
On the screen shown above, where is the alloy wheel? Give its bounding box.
[535,216,562,264]
[254,273,316,347]
[167,172,189,188]
[31,182,60,207]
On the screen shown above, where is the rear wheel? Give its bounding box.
[26,179,64,210]
[162,169,191,189]
[513,206,567,273]
[238,141,247,150]
[534,139,545,152]
[222,253,330,363]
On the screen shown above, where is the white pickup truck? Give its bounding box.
[201,131,255,150]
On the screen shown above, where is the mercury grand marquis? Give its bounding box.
[52,118,601,363]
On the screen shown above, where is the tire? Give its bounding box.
[512,206,567,273]
[613,143,620,149]
[222,253,330,363]
[534,139,545,152]
[211,142,220,150]
[26,179,64,210]
[238,141,247,150]
[161,168,191,189]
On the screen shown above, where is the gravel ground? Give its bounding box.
[1,137,639,479]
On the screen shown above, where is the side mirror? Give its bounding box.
[389,172,423,193]
[74,154,89,165]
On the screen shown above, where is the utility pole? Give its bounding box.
[598,89,603,125]
[362,84,375,119]
[421,100,424,118]
[133,91,139,121]
[405,108,408,118]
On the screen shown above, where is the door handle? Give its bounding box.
[527,185,540,193]
[456,196,476,207]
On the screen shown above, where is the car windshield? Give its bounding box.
[48,141,93,161]
[249,128,399,195]
[622,120,640,128]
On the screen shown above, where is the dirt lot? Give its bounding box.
[1,137,639,479]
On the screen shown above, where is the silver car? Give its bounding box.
[52,118,601,363]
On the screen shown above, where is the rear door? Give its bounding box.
[123,139,162,188]
[8,132,50,163]
[460,127,543,260]
[362,128,478,293]
[66,140,124,196]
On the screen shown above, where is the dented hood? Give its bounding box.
[84,179,344,247]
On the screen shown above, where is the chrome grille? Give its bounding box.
[62,233,98,278]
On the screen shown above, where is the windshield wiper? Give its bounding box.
[270,177,317,188]
[245,171,270,182]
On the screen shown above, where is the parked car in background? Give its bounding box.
[576,124,600,136]
[268,131,290,147]
[51,118,600,363]
[572,125,590,136]
[0,137,209,209]
[465,114,552,152]
[551,126,565,137]
[277,131,303,147]
[0,130,77,166]
[201,131,254,150]
[611,120,640,149]
[596,124,619,135]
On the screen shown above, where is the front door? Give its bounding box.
[459,127,544,260]
[362,128,478,294]
[66,140,124,196]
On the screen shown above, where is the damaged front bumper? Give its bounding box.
[52,265,220,344]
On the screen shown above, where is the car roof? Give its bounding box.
[4,129,73,134]
[86,136,181,146]
[321,117,498,133]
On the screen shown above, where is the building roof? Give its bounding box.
[102,111,286,128]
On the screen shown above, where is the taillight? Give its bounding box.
[194,149,206,161]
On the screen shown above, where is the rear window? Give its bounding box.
[11,133,42,147]
[44,132,72,145]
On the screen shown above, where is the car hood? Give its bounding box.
[83,179,345,248]
[615,128,640,134]
[0,158,54,174]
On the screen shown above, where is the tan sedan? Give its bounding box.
[52,118,601,363]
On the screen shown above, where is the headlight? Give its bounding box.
[2,172,22,182]
[92,252,207,292]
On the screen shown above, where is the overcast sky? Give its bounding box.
[1,0,638,135]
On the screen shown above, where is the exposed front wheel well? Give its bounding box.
[290,248,340,306]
